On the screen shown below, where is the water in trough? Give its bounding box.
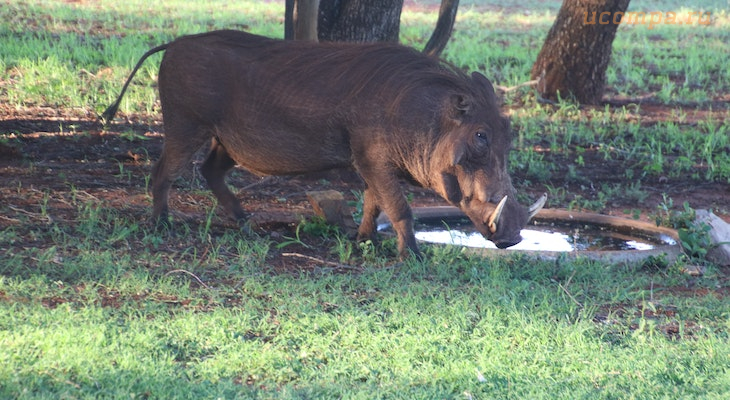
[382,216,677,252]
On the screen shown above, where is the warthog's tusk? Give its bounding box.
[487,195,508,233]
[528,193,548,221]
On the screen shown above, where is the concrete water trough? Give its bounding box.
[377,206,683,264]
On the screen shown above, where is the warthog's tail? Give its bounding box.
[99,43,170,125]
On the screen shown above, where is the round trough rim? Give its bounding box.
[383,206,683,264]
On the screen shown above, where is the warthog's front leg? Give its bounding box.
[356,188,380,245]
[358,175,420,260]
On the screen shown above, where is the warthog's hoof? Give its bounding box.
[356,232,378,246]
[237,218,256,237]
[152,215,174,232]
[400,248,424,262]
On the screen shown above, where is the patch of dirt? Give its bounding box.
[1,104,728,272]
[2,101,729,337]
[593,301,703,340]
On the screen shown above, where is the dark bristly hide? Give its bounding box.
[102,30,543,259]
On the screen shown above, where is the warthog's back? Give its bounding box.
[157,30,472,176]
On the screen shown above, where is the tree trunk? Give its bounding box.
[530,0,630,105]
[285,0,320,41]
[284,0,458,57]
[285,0,294,39]
[318,0,403,43]
[423,0,459,57]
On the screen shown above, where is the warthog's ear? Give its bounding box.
[440,172,462,204]
[450,94,471,118]
[471,71,498,102]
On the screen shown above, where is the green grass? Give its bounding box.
[2,213,729,398]
[1,197,729,397]
[1,0,729,398]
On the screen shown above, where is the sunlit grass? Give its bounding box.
[2,217,729,398]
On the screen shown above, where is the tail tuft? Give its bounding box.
[99,103,120,126]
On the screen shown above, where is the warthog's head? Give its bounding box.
[430,71,545,248]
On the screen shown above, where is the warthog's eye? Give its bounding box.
[475,131,489,147]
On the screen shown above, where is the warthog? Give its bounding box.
[102,30,545,259]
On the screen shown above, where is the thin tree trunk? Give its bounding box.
[285,0,458,56]
[285,0,294,39]
[531,0,630,104]
[318,0,403,43]
[423,0,459,57]
[285,0,320,41]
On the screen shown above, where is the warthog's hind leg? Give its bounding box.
[150,152,176,227]
[150,124,207,228]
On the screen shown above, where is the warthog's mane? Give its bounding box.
[219,32,479,119]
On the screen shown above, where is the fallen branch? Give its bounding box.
[558,270,582,308]
[8,205,53,224]
[494,79,538,93]
[0,215,21,223]
[241,176,276,191]
[164,269,212,290]
[282,252,360,270]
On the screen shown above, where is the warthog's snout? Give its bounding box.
[473,193,547,249]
